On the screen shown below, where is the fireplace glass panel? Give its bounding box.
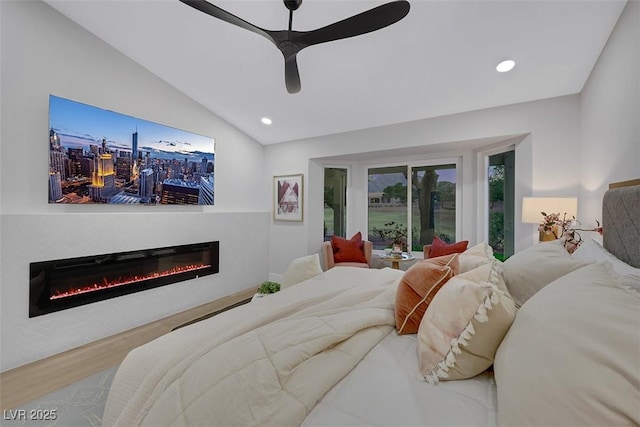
[30,241,219,317]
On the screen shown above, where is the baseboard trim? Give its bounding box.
[0,287,256,410]
[172,298,252,331]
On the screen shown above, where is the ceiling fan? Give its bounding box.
[179,0,410,94]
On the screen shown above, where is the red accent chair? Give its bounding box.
[322,240,373,270]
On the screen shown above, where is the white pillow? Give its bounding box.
[494,263,640,426]
[458,242,494,273]
[572,238,640,285]
[281,254,323,288]
[502,240,588,307]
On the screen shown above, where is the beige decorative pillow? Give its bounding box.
[458,242,494,273]
[417,261,516,384]
[394,254,460,335]
[502,239,587,307]
[281,254,323,289]
[494,263,640,426]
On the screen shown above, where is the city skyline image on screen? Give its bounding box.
[48,95,215,205]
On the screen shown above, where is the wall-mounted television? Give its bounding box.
[48,95,215,205]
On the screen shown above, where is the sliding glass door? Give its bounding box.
[488,151,515,260]
[368,166,408,249]
[323,167,348,241]
[368,163,457,251]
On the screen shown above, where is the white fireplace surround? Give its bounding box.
[0,212,268,372]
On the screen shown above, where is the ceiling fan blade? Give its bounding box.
[179,0,275,44]
[284,55,301,94]
[294,1,410,48]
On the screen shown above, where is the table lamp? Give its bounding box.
[522,197,578,242]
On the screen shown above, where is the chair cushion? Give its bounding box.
[333,261,369,268]
[332,232,367,264]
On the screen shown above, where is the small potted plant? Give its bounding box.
[256,281,280,296]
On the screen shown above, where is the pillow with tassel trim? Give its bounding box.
[417,260,516,384]
[458,241,495,273]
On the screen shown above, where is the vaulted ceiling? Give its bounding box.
[43,0,627,145]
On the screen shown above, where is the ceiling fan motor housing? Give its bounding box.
[284,0,302,11]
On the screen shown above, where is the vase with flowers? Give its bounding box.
[538,212,563,241]
[538,212,603,253]
[372,221,407,253]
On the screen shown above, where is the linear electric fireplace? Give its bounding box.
[29,241,219,317]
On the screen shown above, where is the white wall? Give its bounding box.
[579,0,640,222]
[0,1,269,371]
[265,95,581,277]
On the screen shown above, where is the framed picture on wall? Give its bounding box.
[273,174,303,221]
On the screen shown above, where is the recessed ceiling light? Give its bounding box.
[496,60,516,73]
[261,117,272,125]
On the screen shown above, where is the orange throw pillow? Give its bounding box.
[395,254,460,335]
[429,236,469,258]
[332,232,367,263]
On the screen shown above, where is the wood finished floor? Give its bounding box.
[0,287,255,411]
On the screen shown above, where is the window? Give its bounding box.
[368,163,457,251]
[488,151,515,260]
[324,167,348,241]
[411,165,457,250]
[368,166,408,249]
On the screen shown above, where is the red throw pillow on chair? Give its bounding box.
[429,236,469,258]
[332,232,367,263]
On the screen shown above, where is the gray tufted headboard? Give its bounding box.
[602,180,640,268]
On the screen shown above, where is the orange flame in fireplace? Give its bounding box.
[50,263,212,300]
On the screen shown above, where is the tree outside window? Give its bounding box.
[368,164,456,251]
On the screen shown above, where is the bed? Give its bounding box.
[103,182,640,427]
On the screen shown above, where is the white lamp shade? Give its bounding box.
[522,197,578,223]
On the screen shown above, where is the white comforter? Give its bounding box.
[102,267,404,427]
[304,332,497,427]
